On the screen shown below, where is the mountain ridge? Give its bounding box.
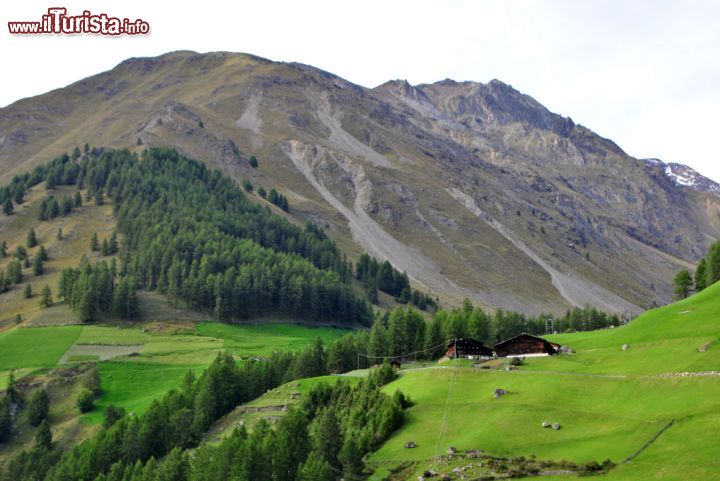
[1,50,717,315]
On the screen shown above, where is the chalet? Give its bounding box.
[494,333,557,358]
[445,338,494,360]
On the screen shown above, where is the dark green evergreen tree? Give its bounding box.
[673,269,693,299]
[40,285,53,308]
[32,255,44,276]
[34,419,52,450]
[3,198,13,215]
[27,389,49,427]
[27,228,37,248]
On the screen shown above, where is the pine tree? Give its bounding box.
[695,258,707,292]
[101,239,110,256]
[27,228,38,248]
[103,404,126,428]
[39,199,49,220]
[35,419,53,450]
[673,269,693,300]
[8,259,22,284]
[90,233,99,251]
[109,231,119,254]
[74,190,82,207]
[249,156,258,168]
[27,388,50,426]
[6,370,21,406]
[57,228,63,240]
[61,196,73,215]
[33,255,44,276]
[0,397,11,443]
[243,180,253,192]
[39,245,49,261]
[313,407,342,468]
[339,434,364,476]
[23,283,32,298]
[40,284,53,307]
[95,188,104,205]
[72,146,81,160]
[0,240,6,257]
[2,198,13,215]
[49,198,60,218]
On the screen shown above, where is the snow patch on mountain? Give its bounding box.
[643,158,720,197]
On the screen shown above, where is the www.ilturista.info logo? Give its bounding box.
[8,8,150,35]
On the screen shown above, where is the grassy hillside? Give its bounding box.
[366,287,720,480]
[0,321,348,460]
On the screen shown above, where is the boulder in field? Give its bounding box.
[494,388,508,399]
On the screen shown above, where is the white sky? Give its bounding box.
[2,0,719,180]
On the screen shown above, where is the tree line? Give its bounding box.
[324,301,621,373]
[673,239,720,299]
[355,253,435,309]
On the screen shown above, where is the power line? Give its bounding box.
[356,339,452,371]
[432,338,458,473]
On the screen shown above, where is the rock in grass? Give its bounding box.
[405,441,417,448]
[552,423,562,430]
[542,421,551,428]
[494,388,508,399]
[699,341,711,353]
[621,344,629,351]
[447,446,457,454]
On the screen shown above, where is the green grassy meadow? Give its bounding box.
[0,321,348,428]
[368,284,720,480]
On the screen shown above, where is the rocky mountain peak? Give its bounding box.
[643,158,720,197]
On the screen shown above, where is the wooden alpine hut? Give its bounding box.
[494,333,558,358]
[445,338,494,360]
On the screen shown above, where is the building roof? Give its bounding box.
[494,332,552,348]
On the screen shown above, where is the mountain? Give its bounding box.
[1,50,718,315]
[643,158,720,196]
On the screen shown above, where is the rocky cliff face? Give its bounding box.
[1,51,717,314]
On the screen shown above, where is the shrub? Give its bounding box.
[77,389,95,413]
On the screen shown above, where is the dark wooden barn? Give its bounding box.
[494,333,558,357]
[446,338,494,359]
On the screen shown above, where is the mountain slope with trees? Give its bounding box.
[1,51,718,314]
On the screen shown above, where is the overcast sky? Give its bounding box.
[2,0,719,180]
